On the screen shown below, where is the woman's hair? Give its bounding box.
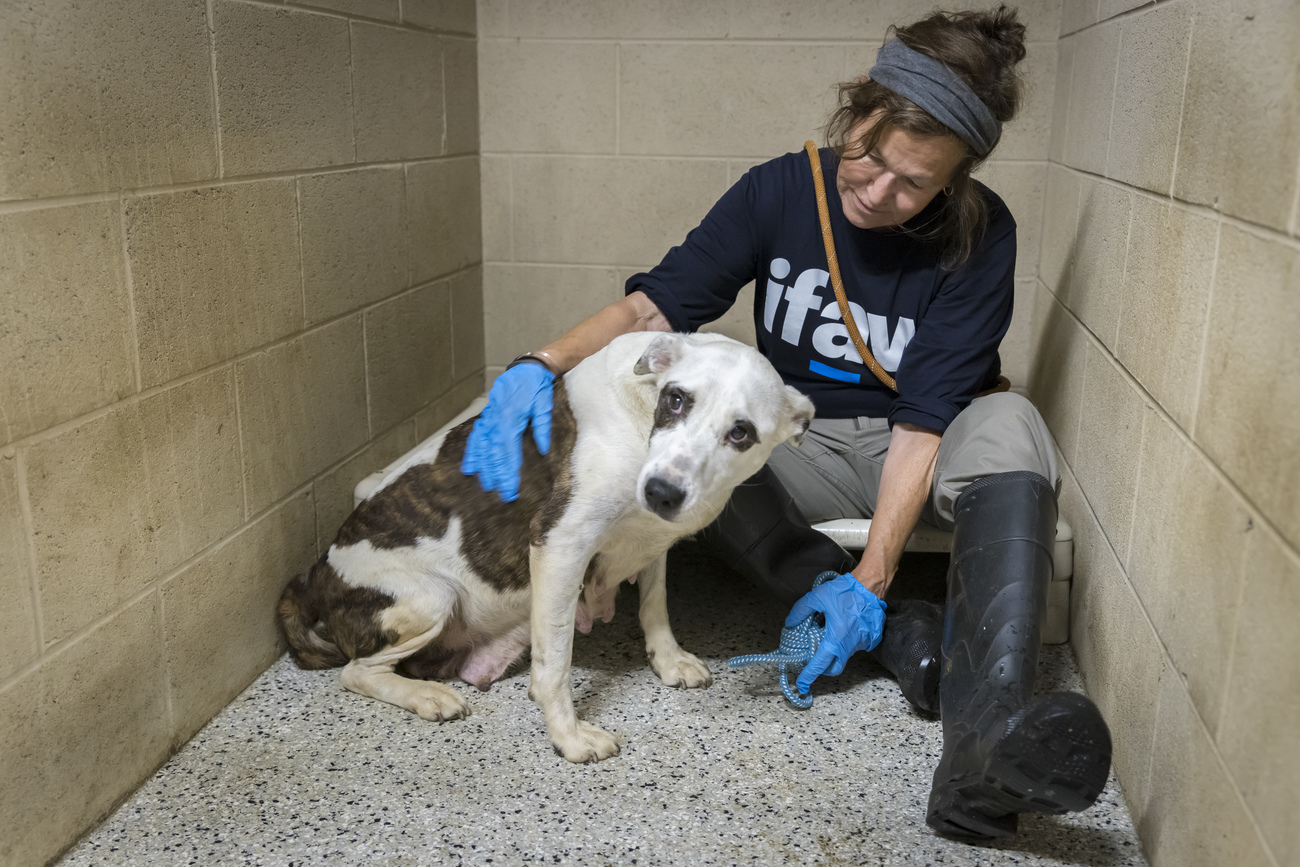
[825,5,1027,269]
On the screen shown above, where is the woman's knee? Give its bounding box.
[938,392,1058,485]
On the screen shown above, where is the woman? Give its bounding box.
[461,5,1111,840]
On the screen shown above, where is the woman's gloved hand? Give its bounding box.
[461,360,554,501]
[785,573,887,694]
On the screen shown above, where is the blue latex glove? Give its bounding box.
[785,573,887,694]
[461,362,554,501]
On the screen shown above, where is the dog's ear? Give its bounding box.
[633,333,686,376]
[783,385,815,447]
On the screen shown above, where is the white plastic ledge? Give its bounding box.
[353,395,1072,645]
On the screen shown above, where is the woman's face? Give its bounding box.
[835,118,967,230]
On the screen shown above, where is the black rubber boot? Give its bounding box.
[696,465,941,714]
[926,471,1112,839]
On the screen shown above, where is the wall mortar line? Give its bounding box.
[12,449,46,660]
[206,0,225,179]
[118,195,144,395]
[1166,9,1195,200]
[1185,216,1222,442]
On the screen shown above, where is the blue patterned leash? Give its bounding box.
[727,571,838,709]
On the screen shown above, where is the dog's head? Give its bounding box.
[631,332,815,523]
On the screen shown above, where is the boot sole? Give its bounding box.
[927,692,1112,839]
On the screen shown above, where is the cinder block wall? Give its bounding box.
[477,0,1062,386]
[1032,1,1298,865]
[0,1,481,864]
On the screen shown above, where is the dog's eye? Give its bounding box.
[668,392,684,412]
[727,423,752,445]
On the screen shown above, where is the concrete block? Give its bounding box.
[476,0,507,37]
[1058,463,1162,822]
[619,44,842,158]
[405,0,476,32]
[1175,0,1300,232]
[0,203,135,445]
[972,161,1045,279]
[214,2,353,175]
[511,156,728,266]
[1060,0,1099,35]
[1047,35,1075,164]
[162,492,316,742]
[480,155,512,261]
[237,318,370,515]
[1038,164,1081,297]
[314,423,417,551]
[0,0,216,200]
[1141,669,1276,867]
[998,278,1038,388]
[1070,178,1130,350]
[0,455,36,681]
[500,0,729,38]
[1115,197,1216,430]
[351,24,442,162]
[415,373,485,440]
[1195,225,1300,550]
[443,36,479,156]
[1126,411,1251,728]
[478,40,616,154]
[301,0,398,20]
[1063,21,1120,175]
[995,42,1057,162]
[1107,3,1192,194]
[365,284,455,433]
[483,265,621,366]
[0,595,169,867]
[451,266,485,381]
[408,157,482,283]
[26,370,243,644]
[126,181,302,388]
[1218,529,1300,867]
[730,0,1062,43]
[299,168,408,325]
[1074,343,1146,564]
[1027,283,1089,461]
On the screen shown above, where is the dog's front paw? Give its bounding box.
[552,721,620,763]
[410,682,470,722]
[650,648,713,689]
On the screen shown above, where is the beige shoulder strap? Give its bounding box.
[804,140,898,392]
[803,141,1011,398]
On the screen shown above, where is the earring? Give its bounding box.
[943,184,954,195]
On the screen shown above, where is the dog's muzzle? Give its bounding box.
[642,477,686,520]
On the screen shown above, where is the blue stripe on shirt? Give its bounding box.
[809,360,861,383]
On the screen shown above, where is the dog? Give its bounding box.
[277,331,814,762]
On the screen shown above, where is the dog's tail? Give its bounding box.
[277,570,348,669]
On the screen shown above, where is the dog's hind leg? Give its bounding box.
[637,553,712,689]
[529,542,620,763]
[341,621,470,722]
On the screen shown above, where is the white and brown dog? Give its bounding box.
[277,331,814,762]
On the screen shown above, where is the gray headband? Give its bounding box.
[867,38,1001,156]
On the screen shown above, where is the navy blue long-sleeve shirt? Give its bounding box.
[627,147,1015,433]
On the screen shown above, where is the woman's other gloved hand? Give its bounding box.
[785,573,887,694]
[461,360,554,501]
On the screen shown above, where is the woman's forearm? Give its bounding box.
[851,422,942,598]
[535,291,671,374]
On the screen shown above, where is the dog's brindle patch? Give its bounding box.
[335,378,578,594]
[652,384,694,432]
[305,558,401,660]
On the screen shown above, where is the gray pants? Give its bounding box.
[766,393,1059,532]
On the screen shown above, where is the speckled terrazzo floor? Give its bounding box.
[61,548,1147,867]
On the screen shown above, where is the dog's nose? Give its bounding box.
[643,477,686,518]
